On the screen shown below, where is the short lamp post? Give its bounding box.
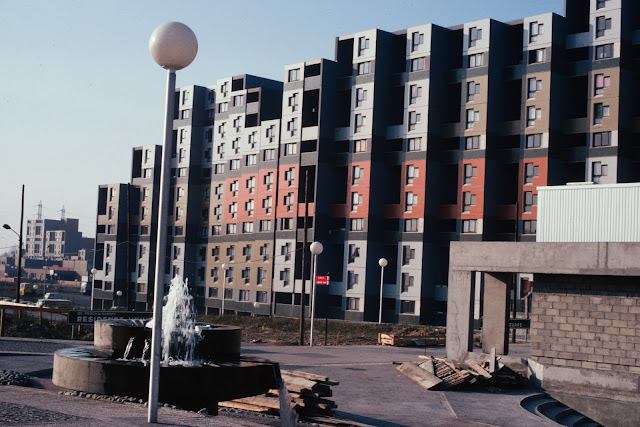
[221,263,230,315]
[3,222,22,303]
[253,301,260,317]
[147,21,198,424]
[116,290,123,308]
[33,284,38,298]
[378,258,388,324]
[309,241,323,347]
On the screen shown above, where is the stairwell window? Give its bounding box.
[593,103,609,125]
[469,27,482,47]
[529,22,544,42]
[411,32,424,52]
[596,16,612,38]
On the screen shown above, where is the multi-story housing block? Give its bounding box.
[93,0,639,322]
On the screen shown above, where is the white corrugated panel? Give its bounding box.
[537,183,640,242]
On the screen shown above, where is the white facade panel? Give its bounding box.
[537,183,640,242]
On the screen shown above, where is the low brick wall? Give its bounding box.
[530,274,640,374]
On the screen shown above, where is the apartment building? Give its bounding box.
[93,0,639,322]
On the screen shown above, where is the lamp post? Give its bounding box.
[116,290,122,308]
[3,219,23,303]
[90,268,97,309]
[309,241,323,347]
[33,284,38,298]
[253,301,260,317]
[147,21,198,424]
[378,258,388,324]
[221,263,230,315]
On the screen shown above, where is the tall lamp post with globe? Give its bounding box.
[147,21,198,424]
[378,258,388,324]
[309,241,323,346]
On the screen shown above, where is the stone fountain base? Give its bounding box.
[53,319,280,412]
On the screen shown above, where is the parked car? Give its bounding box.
[36,299,72,309]
[44,292,62,300]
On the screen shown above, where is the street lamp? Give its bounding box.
[3,223,22,303]
[309,241,323,347]
[253,301,260,317]
[33,284,38,298]
[378,258,388,324]
[90,268,97,309]
[221,263,230,315]
[147,21,198,424]
[116,290,122,308]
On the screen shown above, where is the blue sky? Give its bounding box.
[0,0,563,246]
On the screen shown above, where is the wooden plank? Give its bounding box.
[219,401,272,413]
[233,396,281,410]
[281,369,339,386]
[396,362,442,390]
[465,359,492,379]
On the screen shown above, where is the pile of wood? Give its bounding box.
[219,369,338,417]
[378,332,446,347]
[397,355,525,391]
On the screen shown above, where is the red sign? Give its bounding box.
[315,276,329,285]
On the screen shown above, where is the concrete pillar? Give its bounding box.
[446,270,475,362]
[482,272,510,355]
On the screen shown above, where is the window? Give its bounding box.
[139,244,146,259]
[230,159,240,170]
[225,245,235,262]
[348,245,360,263]
[595,44,613,60]
[218,122,226,138]
[468,53,483,68]
[211,246,220,261]
[346,297,359,311]
[140,225,149,235]
[230,180,238,197]
[246,176,255,194]
[284,193,294,211]
[288,93,299,112]
[242,222,254,234]
[262,196,273,214]
[351,192,363,211]
[263,148,275,161]
[142,187,150,202]
[284,143,297,156]
[347,271,359,290]
[355,114,366,133]
[354,139,367,153]
[462,192,476,212]
[105,243,112,258]
[410,57,425,72]
[523,220,537,235]
[246,154,257,166]
[404,218,419,232]
[180,129,189,143]
[469,27,482,47]
[280,268,291,286]
[281,243,292,262]
[358,36,370,55]
[409,85,422,105]
[408,112,421,131]
[216,143,225,159]
[350,218,364,231]
[524,191,537,212]
[245,200,254,216]
[592,162,608,183]
[218,102,228,113]
[466,109,479,129]
[173,246,181,261]
[529,21,544,42]
[141,206,149,220]
[229,201,238,218]
[264,172,274,190]
[266,125,276,143]
[259,220,272,232]
[174,226,184,236]
[256,291,267,303]
[406,165,419,185]
[593,103,609,125]
[527,106,541,127]
[405,192,418,212]
[462,219,477,233]
[285,168,295,186]
[224,288,233,299]
[593,131,611,147]
[356,88,367,107]
[411,31,424,51]
[178,167,187,177]
[241,268,250,284]
[525,163,539,184]
[528,78,543,99]
[400,300,415,314]
[107,225,116,234]
[208,287,218,298]
[407,137,422,152]
[467,82,480,102]
[220,82,228,97]
[464,164,477,184]
[465,136,480,150]
[108,206,115,220]
[526,134,542,148]
[248,132,257,148]
[596,0,607,9]
[402,245,415,265]
[596,16,612,38]
[182,90,189,103]
[233,117,242,132]
[594,74,611,96]
[530,48,547,63]
[181,109,190,119]
[287,118,298,136]
[211,225,221,236]
[401,273,414,293]
[357,62,371,75]
[176,187,185,202]
[353,166,364,185]
[109,187,117,202]
[288,68,300,82]
[143,168,152,178]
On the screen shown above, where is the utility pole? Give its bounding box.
[16,185,24,303]
[512,201,518,344]
[299,169,310,346]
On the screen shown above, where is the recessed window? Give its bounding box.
[462,192,476,212]
[357,62,371,75]
[288,93,299,112]
[527,106,541,127]
[346,297,359,311]
[404,218,419,232]
[354,139,367,153]
[263,148,275,161]
[529,49,546,64]
[351,192,363,211]
[524,192,537,212]
[401,273,414,293]
[593,103,609,125]
[464,164,477,184]
[400,300,415,314]
[350,218,364,231]
[411,32,424,52]
[525,163,539,184]
[409,85,422,105]
[355,114,366,133]
[526,134,542,148]
[595,44,613,60]
[467,82,480,102]
[410,57,425,72]
[592,161,608,183]
[285,167,295,186]
[469,27,482,47]
[594,74,611,96]
[462,219,477,233]
[246,154,257,166]
[527,78,543,99]
[283,193,294,211]
[529,22,544,42]
[408,111,421,131]
[407,138,422,152]
[406,165,419,185]
[347,271,359,290]
[596,0,607,9]
[356,88,367,107]
[405,192,418,212]
[593,131,611,147]
[468,53,483,68]
[218,102,229,113]
[466,109,479,129]
[596,16,612,38]
[288,68,300,82]
[353,166,364,185]
[402,245,415,265]
[287,118,298,136]
[358,36,370,56]
[266,125,276,142]
[348,245,360,263]
[465,136,480,150]
[523,220,537,235]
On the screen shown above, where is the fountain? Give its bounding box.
[52,277,281,414]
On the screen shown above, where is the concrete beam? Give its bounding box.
[481,273,510,355]
[449,242,640,276]
[446,270,475,362]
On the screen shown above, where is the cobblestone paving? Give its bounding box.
[0,401,82,424]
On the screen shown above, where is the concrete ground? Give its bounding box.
[0,337,557,426]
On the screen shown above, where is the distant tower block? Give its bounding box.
[36,201,43,220]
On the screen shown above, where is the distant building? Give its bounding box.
[24,218,94,261]
[93,0,640,321]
